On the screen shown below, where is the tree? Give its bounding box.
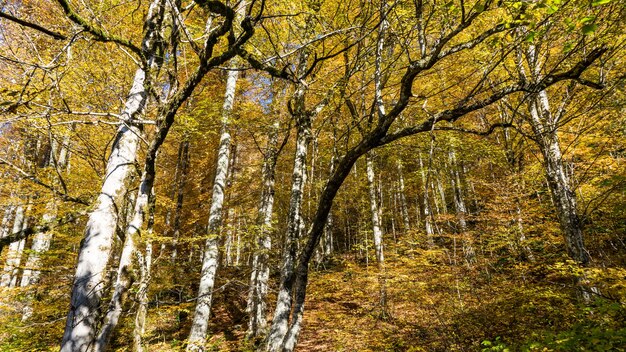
[264,0,609,349]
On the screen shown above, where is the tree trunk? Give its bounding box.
[171,140,190,262]
[187,62,240,351]
[19,201,55,288]
[517,41,589,265]
[1,202,27,287]
[60,73,145,352]
[60,0,164,343]
[366,153,384,264]
[265,112,310,351]
[529,92,589,264]
[21,135,71,291]
[418,153,434,245]
[449,149,475,265]
[95,155,158,351]
[397,161,410,232]
[366,153,387,317]
[133,188,155,352]
[247,121,279,339]
[0,204,14,239]
[322,153,337,258]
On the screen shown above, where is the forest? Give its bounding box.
[0,0,625,351]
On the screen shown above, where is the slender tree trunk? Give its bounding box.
[19,201,55,289]
[133,189,156,352]
[224,145,238,267]
[95,154,158,351]
[529,92,589,264]
[517,41,589,265]
[397,161,410,232]
[366,153,387,317]
[247,121,279,339]
[366,153,384,264]
[418,153,434,245]
[0,204,14,239]
[187,61,240,352]
[265,112,310,351]
[323,153,337,258]
[449,149,475,265]
[171,140,190,262]
[1,202,27,287]
[21,136,71,291]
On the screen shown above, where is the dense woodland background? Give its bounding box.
[0,0,625,351]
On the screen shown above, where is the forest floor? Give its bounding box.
[139,236,626,351]
[2,234,625,351]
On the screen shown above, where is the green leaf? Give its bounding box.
[582,23,597,35]
[579,16,596,24]
[592,0,613,6]
[525,31,536,43]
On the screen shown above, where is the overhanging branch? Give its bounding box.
[0,11,67,40]
[55,0,143,57]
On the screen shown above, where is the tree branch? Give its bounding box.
[0,157,90,205]
[0,11,67,40]
[433,122,513,135]
[55,0,142,57]
[0,211,87,251]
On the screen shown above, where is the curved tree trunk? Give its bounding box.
[60,0,163,345]
[529,92,589,264]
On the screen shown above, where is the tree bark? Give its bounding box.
[133,188,155,352]
[418,153,434,245]
[449,149,475,265]
[529,92,589,264]
[519,42,590,265]
[247,121,279,339]
[265,111,310,352]
[397,161,410,232]
[0,202,27,287]
[366,153,384,264]
[60,0,163,347]
[171,139,190,262]
[187,61,240,351]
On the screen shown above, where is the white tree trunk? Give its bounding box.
[247,121,279,339]
[418,153,434,244]
[322,153,336,258]
[397,161,410,232]
[95,162,155,351]
[133,191,155,352]
[366,153,384,264]
[60,58,150,352]
[187,64,240,352]
[19,202,55,287]
[449,149,475,265]
[0,204,14,239]
[517,41,589,264]
[1,203,27,287]
[266,114,310,351]
[529,93,589,264]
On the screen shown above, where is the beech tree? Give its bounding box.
[0,0,623,351]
